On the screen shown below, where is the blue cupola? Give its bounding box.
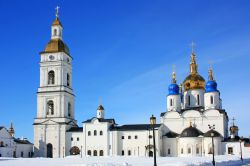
[205,68,219,93]
[168,71,179,95]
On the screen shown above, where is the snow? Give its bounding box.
[0,155,250,166]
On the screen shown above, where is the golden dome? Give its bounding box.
[42,38,70,55]
[183,52,205,91]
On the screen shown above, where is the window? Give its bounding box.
[181,148,183,154]
[197,94,200,105]
[168,148,170,155]
[54,29,57,36]
[87,150,91,156]
[210,96,214,104]
[121,136,124,139]
[170,99,173,106]
[48,71,55,85]
[88,131,91,136]
[122,150,124,156]
[47,100,54,115]
[128,136,131,139]
[188,148,191,154]
[228,147,233,154]
[77,137,79,141]
[93,150,97,156]
[188,95,191,106]
[0,141,3,147]
[71,137,73,141]
[135,135,138,139]
[196,147,199,154]
[67,73,70,86]
[68,103,71,117]
[149,135,152,139]
[99,150,104,156]
[128,150,131,156]
[100,130,103,136]
[21,151,23,157]
[94,130,97,136]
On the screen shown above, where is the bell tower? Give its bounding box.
[33,7,77,158]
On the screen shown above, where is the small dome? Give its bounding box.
[180,126,203,137]
[183,74,205,91]
[168,83,179,95]
[204,129,221,137]
[43,39,70,55]
[205,80,218,93]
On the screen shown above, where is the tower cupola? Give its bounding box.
[9,122,15,137]
[97,104,105,119]
[168,71,179,95]
[205,67,218,93]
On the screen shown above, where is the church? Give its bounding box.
[33,9,250,158]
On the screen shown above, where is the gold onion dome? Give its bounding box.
[183,52,205,91]
[44,38,70,55]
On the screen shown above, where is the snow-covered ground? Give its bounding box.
[1,155,250,166]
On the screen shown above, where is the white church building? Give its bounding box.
[33,9,250,158]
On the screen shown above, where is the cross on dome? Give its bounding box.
[55,6,60,18]
[190,41,196,54]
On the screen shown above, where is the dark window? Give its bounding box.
[128,136,131,139]
[87,150,91,156]
[0,141,3,147]
[149,135,152,139]
[21,151,23,157]
[77,137,79,141]
[181,148,183,154]
[135,135,138,139]
[94,130,97,136]
[188,95,191,106]
[128,150,131,156]
[196,147,199,154]
[68,103,71,117]
[100,131,103,136]
[228,147,233,154]
[93,150,97,156]
[168,148,170,154]
[47,100,54,115]
[88,131,91,136]
[121,136,124,139]
[170,99,173,106]
[99,150,104,156]
[197,95,200,105]
[54,29,57,36]
[122,150,124,156]
[210,96,214,104]
[188,148,191,154]
[67,73,70,86]
[71,137,73,141]
[48,71,55,85]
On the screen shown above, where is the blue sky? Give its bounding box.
[0,0,250,141]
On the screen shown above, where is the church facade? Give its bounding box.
[33,10,250,158]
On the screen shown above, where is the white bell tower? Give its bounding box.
[34,7,77,158]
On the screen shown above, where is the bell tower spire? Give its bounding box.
[190,42,198,74]
[51,6,63,40]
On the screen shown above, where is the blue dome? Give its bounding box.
[168,83,179,95]
[205,80,218,93]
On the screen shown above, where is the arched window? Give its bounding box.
[99,150,104,156]
[47,100,54,115]
[48,71,55,85]
[94,130,97,136]
[210,96,214,104]
[88,131,91,136]
[128,150,131,156]
[54,29,57,36]
[181,148,183,154]
[188,147,191,154]
[168,148,170,154]
[67,73,70,86]
[188,95,191,106]
[68,103,71,117]
[93,150,97,156]
[170,99,173,106]
[70,146,80,155]
[121,150,124,156]
[197,94,200,105]
[196,147,199,154]
[87,150,91,156]
[100,130,103,136]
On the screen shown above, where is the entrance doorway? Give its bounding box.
[47,143,53,158]
[149,151,153,157]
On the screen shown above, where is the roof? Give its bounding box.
[52,18,63,27]
[41,38,70,55]
[163,131,179,138]
[14,138,32,144]
[67,127,83,132]
[0,126,4,130]
[111,124,161,131]
[82,117,116,124]
[97,105,104,110]
[180,126,203,137]
[203,129,221,137]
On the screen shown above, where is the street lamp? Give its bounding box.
[239,136,243,163]
[208,124,215,166]
[150,115,157,166]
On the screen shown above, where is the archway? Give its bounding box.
[149,151,153,157]
[47,143,53,158]
[70,146,80,155]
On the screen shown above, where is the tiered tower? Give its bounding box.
[33,7,77,158]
